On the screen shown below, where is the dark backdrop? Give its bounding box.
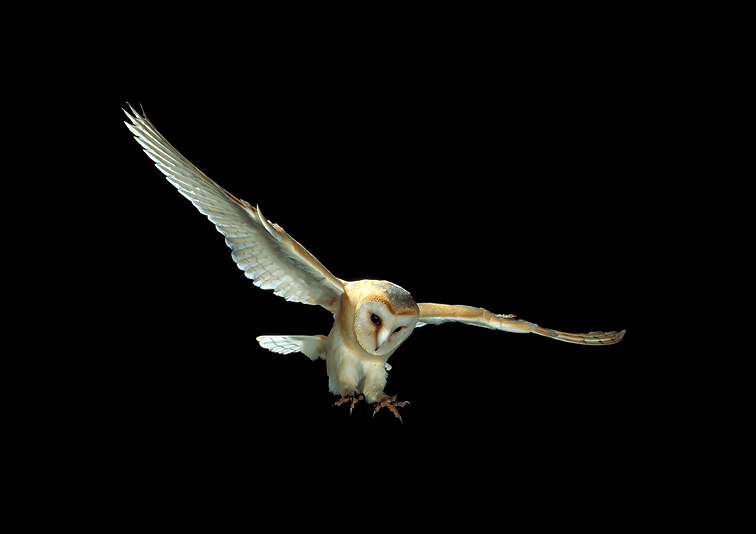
[112,87,638,429]
[79,50,653,501]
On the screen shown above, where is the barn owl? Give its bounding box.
[124,104,625,421]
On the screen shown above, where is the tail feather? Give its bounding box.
[534,327,626,346]
[256,335,327,360]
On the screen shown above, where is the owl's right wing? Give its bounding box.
[124,104,344,313]
[416,303,625,346]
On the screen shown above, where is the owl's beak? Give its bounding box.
[375,328,392,351]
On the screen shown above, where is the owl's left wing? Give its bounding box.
[124,104,344,313]
[417,303,625,346]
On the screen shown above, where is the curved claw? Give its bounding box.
[334,394,364,415]
[372,396,409,423]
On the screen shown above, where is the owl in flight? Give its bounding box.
[124,104,625,421]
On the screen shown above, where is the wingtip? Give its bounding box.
[536,326,626,345]
[596,329,626,345]
[122,104,134,122]
[123,101,145,121]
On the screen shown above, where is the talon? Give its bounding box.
[372,396,408,423]
[334,394,363,415]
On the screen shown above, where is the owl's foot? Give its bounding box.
[334,394,364,415]
[372,396,409,423]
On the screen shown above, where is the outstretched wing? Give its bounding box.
[417,303,625,346]
[124,104,344,313]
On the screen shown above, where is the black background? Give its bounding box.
[111,84,639,434]
[52,28,660,508]
[1,3,705,523]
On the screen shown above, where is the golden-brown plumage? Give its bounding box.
[417,303,625,345]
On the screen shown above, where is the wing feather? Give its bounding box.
[256,335,327,361]
[124,104,344,312]
[417,303,625,346]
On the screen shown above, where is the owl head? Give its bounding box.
[351,280,419,357]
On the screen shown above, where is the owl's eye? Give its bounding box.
[371,314,381,325]
[394,326,403,333]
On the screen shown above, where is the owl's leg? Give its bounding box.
[329,355,363,414]
[362,365,389,404]
[362,364,407,421]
